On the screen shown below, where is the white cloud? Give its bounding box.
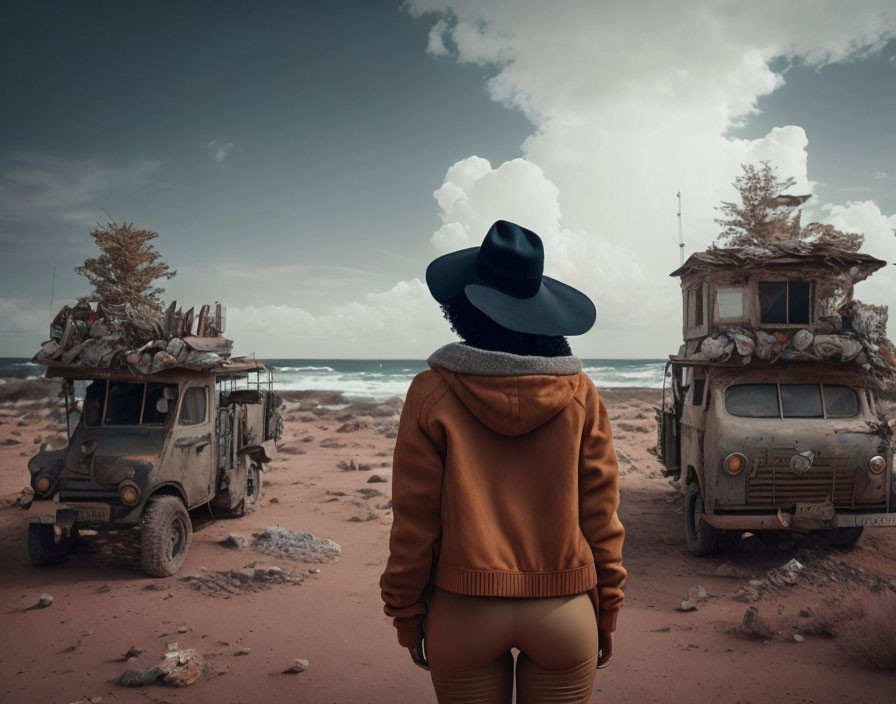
[403,1,896,355]
[874,170,889,179]
[426,19,450,55]
[206,140,234,162]
[226,279,451,357]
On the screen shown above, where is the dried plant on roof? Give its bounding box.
[715,161,799,246]
[75,222,176,315]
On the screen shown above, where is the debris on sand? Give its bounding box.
[349,511,378,523]
[251,527,342,562]
[22,593,54,611]
[367,474,388,484]
[742,607,776,640]
[734,558,805,602]
[219,534,246,550]
[181,564,306,597]
[282,658,310,674]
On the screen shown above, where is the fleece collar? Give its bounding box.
[427,342,582,377]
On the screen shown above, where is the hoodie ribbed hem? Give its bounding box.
[428,342,582,377]
[434,563,597,597]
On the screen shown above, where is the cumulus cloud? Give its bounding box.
[426,19,451,55]
[226,279,450,357]
[206,140,234,162]
[405,0,896,354]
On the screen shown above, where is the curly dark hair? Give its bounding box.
[440,294,572,357]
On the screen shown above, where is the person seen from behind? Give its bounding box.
[380,220,626,703]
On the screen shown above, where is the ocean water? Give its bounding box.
[0,357,666,401]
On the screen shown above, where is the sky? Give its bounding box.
[1,1,895,359]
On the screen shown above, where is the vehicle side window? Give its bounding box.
[104,381,143,425]
[179,387,207,426]
[759,281,811,324]
[84,380,106,426]
[725,384,779,417]
[823,385,859,418]
[143,383,177,424]
[689,377,705,406]
[780,384,823,418]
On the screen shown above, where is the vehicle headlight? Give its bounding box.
[34,474,54,497]
[869,455,887,475]
[723,452,747,476]
[118,481,141,507]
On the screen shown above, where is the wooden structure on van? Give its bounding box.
[669,197,896,379]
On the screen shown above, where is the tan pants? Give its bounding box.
[424,588,598,704]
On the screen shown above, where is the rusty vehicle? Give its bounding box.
[27,301,283,576]
[657,206,896,555]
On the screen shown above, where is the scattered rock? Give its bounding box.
[336,420,367,433]
[177,625,188,634]
[283,658,310,674]
[686,585,709,603]
[376,500,393,510]
[235,647,250,656]
[742,607,776,639]
[181,564,306,597]
[367,474,388,484]
[233,568,257,583]
[792,633,806,642]
[676,600,698,612]
[269,497,279,504]
[220,534,246,550]
[251,527,342,562]
[159,648,204,687]
[14,487,34,509]
[119,667,163,687]
[337,459,357,471]
[1,438,21,446]
[733,586,761,603]
[308,568,321,574]
[349,511,378,522]
[120,646,145,661]
[357,488,382,499]
[320,438,348,449]
[24,593,54,611]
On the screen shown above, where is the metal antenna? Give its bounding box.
[677,191,685,265]
[49,266,57,316]
[220,263,225,303]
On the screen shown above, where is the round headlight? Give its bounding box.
[35,475,53,495]
[119,482,141,507]
[724,453,746,476]
[869,455,887,475]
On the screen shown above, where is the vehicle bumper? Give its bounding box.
[28,500,139,527]
[705,510,896,531]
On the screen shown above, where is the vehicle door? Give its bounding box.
[170,381,215,507]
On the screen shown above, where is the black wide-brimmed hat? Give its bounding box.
[425,220,596,336]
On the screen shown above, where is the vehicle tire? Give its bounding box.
[820,526,864,548]
[685,481,723,556]
[28,523,77,566]
[140,495,192,577]
[243,463,262,515]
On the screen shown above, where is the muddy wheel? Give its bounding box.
[243,463,262,515]
[140,495,192,577]
[28,523,77,566]
[685,481,723,556]
[820,526,864,548]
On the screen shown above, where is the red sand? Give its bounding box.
[1,385,896,703]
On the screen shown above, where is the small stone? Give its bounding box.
[792,634,805,642]
[220,534,246,550]
[120,646,144,661]
[676,600,697,612]
[367,474,388,484]
[308,568,321,575]
[233,568,256,583]
[742,607,776,639]
[713,562,745,578]
[177,625,188,634]
[30,593,53,610]
[283,658,310,674]
[686,585,708,603]
[119,667,163,687]
[235,647,251,656]
[798,608,813,619]
[166,642,179,651]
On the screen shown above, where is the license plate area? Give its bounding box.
[795,501,835,520]
[65,503,112,523]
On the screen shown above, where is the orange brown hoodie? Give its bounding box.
[380,343,626,648]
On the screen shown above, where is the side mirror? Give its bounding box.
[156,398,169,414]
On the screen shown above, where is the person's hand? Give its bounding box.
[409,627,430,671]
[597,629,613,669]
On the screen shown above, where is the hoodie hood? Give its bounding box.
[427,343,583,436]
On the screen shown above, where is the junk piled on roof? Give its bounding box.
[670,192,896,381]
[34,300,236,375]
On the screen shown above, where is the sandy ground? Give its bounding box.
[1,380,896,703]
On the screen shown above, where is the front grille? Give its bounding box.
[59,490,120,503]
[746,448,857,508]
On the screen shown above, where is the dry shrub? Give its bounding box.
[838,588,896,669]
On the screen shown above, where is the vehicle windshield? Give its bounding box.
[84,380,178,426]
[725,383,860,419]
